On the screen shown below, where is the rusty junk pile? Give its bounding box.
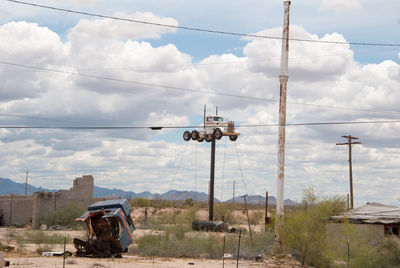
[73,199,135,258]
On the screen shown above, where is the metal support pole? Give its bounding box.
[236,230,242,268]
[24,171,28,195]
[265,191,269,231]
[222,235,226,268]
[232,180,235,209]
[9,194,13,226]
[275,0,291,253]
[242,194,254,247]
[63,236,66,268]
[209,138,216,221]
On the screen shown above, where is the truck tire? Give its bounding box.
[197,136,204,142]
[191,130,199,140]
[229,135,238,141]
[205,134,213,142]
[213,128,223,140]
[183,131,191,141]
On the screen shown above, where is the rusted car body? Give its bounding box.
[73,199,135,257]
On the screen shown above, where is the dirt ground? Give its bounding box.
[4,255,266,268]
[4,254,305,268]
[0,207,304,267]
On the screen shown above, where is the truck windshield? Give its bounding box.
[208,116,223,122]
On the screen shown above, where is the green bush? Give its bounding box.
[41,203,86,228]
[283,188,346,267]
[130,197,151,208]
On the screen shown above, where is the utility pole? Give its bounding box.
[265,191,269,231]
[275,1,291,253]
[24,171,29,195]
[242,194,254,247]
[336,135,361,209]
[209,137,216,221]
[232,180,235,208]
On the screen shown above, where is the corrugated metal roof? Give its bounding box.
[330,202,400,224]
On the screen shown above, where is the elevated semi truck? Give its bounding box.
[183,107,240,142]
[74,199,135,257]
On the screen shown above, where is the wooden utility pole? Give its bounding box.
[337,135,361,209]
[275,0,291,253]
[24,171,29,195]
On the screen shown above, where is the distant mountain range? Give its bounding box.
[0,177,297,205]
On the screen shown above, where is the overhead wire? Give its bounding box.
[1,60,400,116]
[234,142,248,195]
[4,0,400,47]
[1,119,400,130]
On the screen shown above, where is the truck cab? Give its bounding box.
[74,199,135,257]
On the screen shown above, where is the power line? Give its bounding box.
[2,60,400,116]
[0,60,272,102]
[1,119,400,129]
[5,0,400,47]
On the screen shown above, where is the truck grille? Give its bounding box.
[228,121,234,133]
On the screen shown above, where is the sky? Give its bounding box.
[0,0,399,207]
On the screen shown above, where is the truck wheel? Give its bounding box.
[229,135,238,141]
[197,136,204,142]
[205,134,213,142]
[191,130,199,140]
[183,131,191,141]
[213,128,223,140]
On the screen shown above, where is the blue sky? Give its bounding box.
[0,0,400,206]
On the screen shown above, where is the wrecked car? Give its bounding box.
[73,199,135,257]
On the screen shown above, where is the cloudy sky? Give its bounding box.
[0,0,399,206]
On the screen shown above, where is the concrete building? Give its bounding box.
[0,175,94,228]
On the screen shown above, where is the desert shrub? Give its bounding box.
[283,188,346,267]
[5,227,17,244]
[36,244,53,255]
[153,208,200,226]
[136,223,274,259]
[15,232,26,253]
[150,199,173,208]
[214,203,239,224]
[249,210,264,225]
[183,198,194,207]
[379,237,400,267]
[175,207,198,225]
[130,197,150,208]
[25,230,70,244]
[42,203,86,228]
[25,230,69,256]
[330,223,400,268]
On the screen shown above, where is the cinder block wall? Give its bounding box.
[32,192,56,229]
[0,175,94,228]
[32,175,94,228]
[0,195,33,227]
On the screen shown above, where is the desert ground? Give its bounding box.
[0,206,305,267]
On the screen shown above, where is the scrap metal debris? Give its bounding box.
[73,199,136,257]
[191,220,227,232]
